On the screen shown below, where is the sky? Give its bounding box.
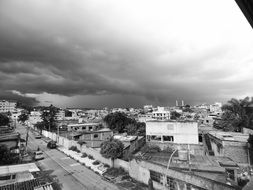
[0,0,253,108]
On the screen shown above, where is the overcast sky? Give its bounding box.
[0,0,253,108]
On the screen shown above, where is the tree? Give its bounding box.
[170,111,181,120]
[18,113,29,124]
[103,112,135,133]
[218,97,253,132]
[41,104,58,131]
[0,113,10,126]
[100,139,124,160]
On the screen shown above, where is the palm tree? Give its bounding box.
[219,97,253,132]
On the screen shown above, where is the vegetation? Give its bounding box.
[100,139,124,159]
[104,167,126,177]
[88,155,94,160]
[69,146,80,152]
[18,113,29,124]
[92,160,100,165]
[81,153,88,158]
[170,111,181,120]
[217,97,253,132]
[140,144,161,154]
[0,113,10,126]
[40,104,58,131]
[103,112,146,135]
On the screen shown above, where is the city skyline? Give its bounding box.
[0,0,253,108]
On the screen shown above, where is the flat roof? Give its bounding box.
[208,131,249,142]
[0,163,40,176]
[113,135,137,142]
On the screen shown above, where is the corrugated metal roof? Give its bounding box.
[0,163,40,176]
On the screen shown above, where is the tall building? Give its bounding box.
[0,100,16,113]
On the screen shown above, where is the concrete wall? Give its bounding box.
[146,121,199,144]
[243,128,253,135]
[129,159,238,190]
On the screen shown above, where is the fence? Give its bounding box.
[40,129,130,169]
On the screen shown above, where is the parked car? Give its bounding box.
[34,151,44,160]
[47,140,57,149]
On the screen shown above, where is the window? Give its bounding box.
[82,127,86,130]
[94,134,98,138]
[150,170,162,183]
[166,177,176,190]
[0,175,11,180]
[89,126,92,131]
[150,135,162,141]
[226,169,235,180]
[163,136,174,142]
[198,134,203,143]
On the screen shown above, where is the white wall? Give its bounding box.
[146,121,199,144]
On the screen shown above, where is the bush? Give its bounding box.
[140,145,161,153]
[81,153,88,158]
[104,164,110,168]
[92,160,100,165]
[105,167,126,177]
[88,155,94,160]
[69,146,78,151]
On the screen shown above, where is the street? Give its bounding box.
[16,123,120,190]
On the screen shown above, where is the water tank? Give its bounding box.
[178,150,188,161]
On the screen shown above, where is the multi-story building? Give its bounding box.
[152,107,170,120]
[29,111,43,125]
[0,100,16,113]
[146,120,203,154]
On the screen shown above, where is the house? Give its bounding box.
[28,111,42,125]
[113,134,145,158]
[67,122,101,132]
[77,128,113,148]
[130,152,240,190]
[146,120,203,154]
[207,131,250,166]
[0,163,53,190]
[152,107,170,120]
[0,100,16,113]
[0,131,20,151]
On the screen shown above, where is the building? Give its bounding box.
[0,131,20,151]
[152,107,170,120]
[76,128,113,148]
[0,100,16,113]
[207,131,250,166]
[129,154,239,190]
[55,109,65,120]
[146,121,203,154]
[28,111,42,125]
[67,123,101,132]
[137,112,154,123]
[113,134,145,159]
[210,102,222,113]
[143,105,153,113]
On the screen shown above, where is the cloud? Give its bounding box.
[0,0,253,107]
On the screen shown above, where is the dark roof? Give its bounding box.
[0,179,40,190]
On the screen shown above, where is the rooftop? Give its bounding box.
[0,163,40,176]
[208,131,249,142]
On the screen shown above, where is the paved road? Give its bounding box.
[16,123,119,190]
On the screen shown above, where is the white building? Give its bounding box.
[152,107,170,120]
[210,102,222,113]
[146,121,199,144]
[55,110,65,120]
[29,111,43,125]
[143,105,153,112]
[0,100,16,113]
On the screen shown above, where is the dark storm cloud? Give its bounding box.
[0,0,253,107]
